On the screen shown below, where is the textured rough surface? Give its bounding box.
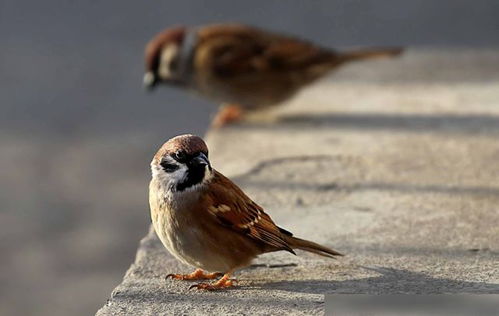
[97,50,499,315]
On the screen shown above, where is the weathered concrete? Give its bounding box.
[97,50,499,315]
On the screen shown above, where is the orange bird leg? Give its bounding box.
[211,104,244,128]
[189,272,238,291]
[166,269,223,281]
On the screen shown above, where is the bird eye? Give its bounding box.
[174,151,186,161]
[160,161,179,173]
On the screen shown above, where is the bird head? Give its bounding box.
[144,26,188,90]
[151,134,212,192]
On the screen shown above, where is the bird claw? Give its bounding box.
[189,278,238,291]
[211,104,243,128]
[165,273,182,280]
[166,270,224,281]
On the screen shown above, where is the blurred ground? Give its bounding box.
[97,50,499,315]
[1,1,499,315]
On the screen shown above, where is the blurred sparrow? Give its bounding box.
[149,134,343,290]
[144,23,402,126]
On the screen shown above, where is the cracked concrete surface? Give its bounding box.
[97,50,499,315]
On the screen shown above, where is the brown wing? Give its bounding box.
[204,170,295,254]
[196,24,335,78]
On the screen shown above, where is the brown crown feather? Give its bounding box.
[154,134,208,161]
[145,26,186,72]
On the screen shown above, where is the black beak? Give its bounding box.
[191,153,210,168]
[143,72,158,91]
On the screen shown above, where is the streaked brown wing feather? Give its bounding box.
[197,24,334,77]
[205,171,294,253]
[262,38,335,69]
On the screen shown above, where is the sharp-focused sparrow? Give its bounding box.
[149,134,343,290]
[144,23,402,126]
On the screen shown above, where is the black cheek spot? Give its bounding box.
[160,162,179,173]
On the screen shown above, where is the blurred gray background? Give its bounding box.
[1,1,498,315]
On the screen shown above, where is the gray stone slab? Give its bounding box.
[97,50,499,315]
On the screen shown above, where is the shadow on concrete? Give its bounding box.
[336,245,499,258]
[228,154,499,197]
[259,267,499,295]
[238,112,499,135]
[106,266,499,313]
[281,113,499,134]
[111,284,321,310]
[230,155,336,179]
[237,179,499,197]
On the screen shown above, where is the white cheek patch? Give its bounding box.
[159,44,179,79]
[151,157,187,187]
[168,164,188,184]
[151,156,214,197]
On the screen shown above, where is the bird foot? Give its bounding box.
[166,269,223,281]
[189,274,237,291]
[211,104,244,128]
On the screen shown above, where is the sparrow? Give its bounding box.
[144,23,402,127]
[149,134,343,290]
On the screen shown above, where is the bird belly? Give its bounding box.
[196,73,298,109]
[152,208,245,273]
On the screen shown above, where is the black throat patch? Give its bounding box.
[171,151,208,191]
[176,163,206,191]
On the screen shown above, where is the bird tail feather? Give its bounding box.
[284,235,344,259]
